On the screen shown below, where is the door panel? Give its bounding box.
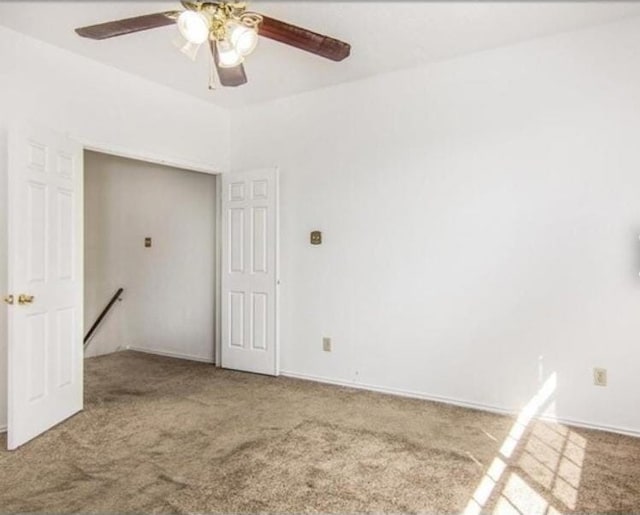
[251,292,267,350]
[7,125,83,449]
[252,207,267,273]
[221,168,278,375]
[229,291,244,348]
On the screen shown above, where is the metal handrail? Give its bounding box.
[84,288,124,349]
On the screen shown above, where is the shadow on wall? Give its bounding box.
[465,371,587,514]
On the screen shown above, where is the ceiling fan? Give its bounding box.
[75,1,351,89]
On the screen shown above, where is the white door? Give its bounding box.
[221,168,278,375]
[6,124,83,449]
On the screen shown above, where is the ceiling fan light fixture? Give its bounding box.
[177,10,210,45]
[227,21,258,57]
[216,39,244,68]
[75,4,351,91]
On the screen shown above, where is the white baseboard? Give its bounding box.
[126,346,214,364]
[0,425,6,434]
[536,413,640,438]
[280,370,640,439]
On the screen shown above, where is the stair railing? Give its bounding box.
[84,287,124,349]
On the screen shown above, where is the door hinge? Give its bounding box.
[4,294,14,305]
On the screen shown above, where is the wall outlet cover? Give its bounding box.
[322,337,331,352]
[593,367,607,387]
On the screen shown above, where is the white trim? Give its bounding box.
[537,413,640,438]
[274,167,280,377]
[280,370,640,439]
[127,346,214,364]
[280,370,513,416]
[214,174,222,368]
[0,129,7,441]
[80,139,220,176]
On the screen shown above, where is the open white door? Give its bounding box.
[221,168,278,375]
[6,125,83,449]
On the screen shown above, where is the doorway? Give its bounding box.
[83,151,217,363]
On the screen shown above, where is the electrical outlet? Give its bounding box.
[594,367,607,387]
[322,337,331,352]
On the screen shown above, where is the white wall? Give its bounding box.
[231,16,640,435]
[84,151,216,362]
[4,14,640,436]
[0,26,230,171]
[0,25,229,429]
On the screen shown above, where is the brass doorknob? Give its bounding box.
[18,294,34,305]
[3,294,14,305]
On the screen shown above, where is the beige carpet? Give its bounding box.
[0,351,639,513]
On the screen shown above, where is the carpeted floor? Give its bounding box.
[0,351,639,513]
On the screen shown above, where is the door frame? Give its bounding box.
[0,128,8,433]
[79,138,223,366]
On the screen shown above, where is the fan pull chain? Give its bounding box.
[208,52,217,91]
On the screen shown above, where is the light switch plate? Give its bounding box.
[310,231,322,245]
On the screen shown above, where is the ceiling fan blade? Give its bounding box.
[217,63,248,87]
[211,41,248,87]
[258,15,350,62]
[75,12,179,40]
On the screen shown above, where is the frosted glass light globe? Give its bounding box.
[217,40,244,68]
[177,10,210,45]
[228,22,258,56]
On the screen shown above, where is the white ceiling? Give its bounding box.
[2,1,640,109]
